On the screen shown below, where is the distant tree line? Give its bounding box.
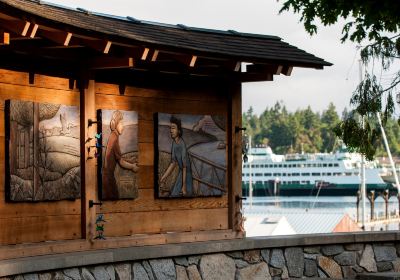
[242,102,400,156]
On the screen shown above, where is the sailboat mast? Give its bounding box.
[249,135,253,209]
[377,113,400,191]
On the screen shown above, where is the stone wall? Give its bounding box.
[2,241,400,280]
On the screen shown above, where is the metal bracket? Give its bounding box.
[235,195,247,202]
[235,126,246,133]
[88,119,98,127]
[89,200,103,208]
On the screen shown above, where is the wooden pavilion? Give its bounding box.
[0,0,331,261]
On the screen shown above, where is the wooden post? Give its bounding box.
[228,81,242,233]
[384,190,389,220]
[81,79,97,240]
[33,102,39,200]
[367,191,375,221]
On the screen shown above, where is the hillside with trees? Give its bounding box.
[243,102,400,156]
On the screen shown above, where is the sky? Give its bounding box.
[49,0,362,115]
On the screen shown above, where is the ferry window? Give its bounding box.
[334,163,339,167]
[328,163,333,167]
[354,172,359,176]
[264,173,272,176]
[287,173,291,177]
[323,164,327,167]
[278,164,282,168]
[273,173,281,176]
[282,173,287,176]
[254,165,258,168]
[317,163,322,167]
[312,172,321,176]
[312,164,317,167]
[292,173,300,176]
[255,173,263,176]
[327,173,332,176]
[345,172,352,176]
[301,173,310,176]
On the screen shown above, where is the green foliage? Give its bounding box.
[243,102,341,154]
[244,102,400,158]
[279,0,400,159]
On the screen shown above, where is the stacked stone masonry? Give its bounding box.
[2,242,400,280]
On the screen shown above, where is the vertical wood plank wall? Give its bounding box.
[95,83,230,237]
[0,69,81,245]
[0,69,239,246]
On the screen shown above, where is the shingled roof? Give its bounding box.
[0,0,331,69]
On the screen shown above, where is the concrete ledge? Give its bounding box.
[1,231,399,277]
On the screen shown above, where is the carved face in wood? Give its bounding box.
[170,123,179,140]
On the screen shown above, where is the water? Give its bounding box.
[243,196,400,236]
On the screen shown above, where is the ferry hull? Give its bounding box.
[242,182,397,197]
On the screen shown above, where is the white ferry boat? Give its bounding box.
[242,146,394,196]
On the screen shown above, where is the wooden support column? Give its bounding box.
[81,79,97,240]
[367,191,375,221]
[384,190,389,220]
[228,81,243,232]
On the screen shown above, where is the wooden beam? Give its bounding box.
[30,24,39,38]
[81,80,97,240]
[141,47,150,60]
[0,19,31,36]
[189,55,197,67]
[104,41,112,54]
[239,72,273,82]
[234,62,241,72]
[38,30,73,46]
[1,32,10,45]
[151,50,159,62]
[82,39,113,54]
[89,57,134,69]
[282,66,293,76]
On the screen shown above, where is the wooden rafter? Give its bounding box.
[1,32,10,45]
[281,66,293,76]
[151,50,159,62]
[141,48,150,60]
[82,38,113,54]
[89,57,134,69]
[0,18,31,36]
[38,29,73,46]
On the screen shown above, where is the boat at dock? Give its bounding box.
[242,146,396,196]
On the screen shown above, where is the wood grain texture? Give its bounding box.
[96,94,225,115]
[96,83,224,102]
[0,229,243,261]
[138,119,153,143]
[0,214,80,245]
[82,80,97,240]
[0,69,73,90]
[138,165,154,189]
[0,82,79,105]
[138,143,153,166]
[99,189,227,213]
[0,200,80,219]
[102,208,229,236]
[230,83,242,231]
